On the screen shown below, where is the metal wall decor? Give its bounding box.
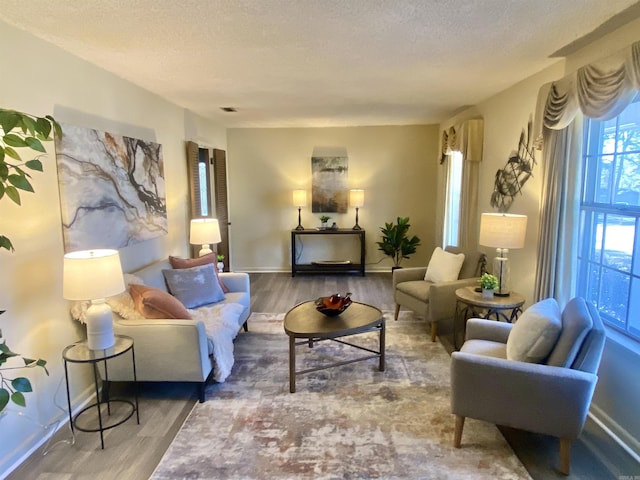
[490,119,536,212]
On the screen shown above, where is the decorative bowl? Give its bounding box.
[315,292,352,316]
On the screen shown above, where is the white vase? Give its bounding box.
[217,261,224,273]
[482,288,494,299]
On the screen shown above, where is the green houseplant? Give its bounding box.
[479,273,499,299]
[0,108,59,412]
[0,312,49,413]
[0,108,61,252]
[376,216,421,268]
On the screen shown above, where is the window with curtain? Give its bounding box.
[443,151,463,247]
[577,94,640,341]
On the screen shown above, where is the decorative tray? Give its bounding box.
[315,292,352,316]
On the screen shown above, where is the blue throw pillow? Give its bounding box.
[162,263,225,308]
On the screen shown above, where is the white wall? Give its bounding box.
[226,125,440,273]
[0,20,226,477]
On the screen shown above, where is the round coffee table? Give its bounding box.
[454,286,525,349]
[284,301,385,393]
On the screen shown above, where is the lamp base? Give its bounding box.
[198,245,213,257]
[86,299,115,350]
[493,251,510,297]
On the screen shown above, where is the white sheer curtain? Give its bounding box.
[441,119,484,250]
[534,40,640,302]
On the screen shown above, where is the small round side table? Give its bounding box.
[454,286,525,350]
[62,335,140,449]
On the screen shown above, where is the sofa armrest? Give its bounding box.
[465,318,513,343]
[109,317,211,382]
[393,267,428,287]
[451,352,598,439]
[219,272,250,293]
[428,277,480,322]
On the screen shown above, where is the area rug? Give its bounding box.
[151,311,531,480]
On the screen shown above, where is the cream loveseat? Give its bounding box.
[97,258,250,402]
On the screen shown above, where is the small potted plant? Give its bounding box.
[319,215,331,229]
[479,273,499,299]
[216,254,225,273]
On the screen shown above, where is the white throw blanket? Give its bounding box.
[189,303,244,382]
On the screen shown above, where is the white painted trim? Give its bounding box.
[588,407,640,464]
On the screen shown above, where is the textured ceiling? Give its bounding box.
[1,0,639,128]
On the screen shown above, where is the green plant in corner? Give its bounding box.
[0,312,50,413]
[216,254,225,262]
[376,216,421,268]
[0,108,62,252]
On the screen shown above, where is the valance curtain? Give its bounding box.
[441,119,484,250]
[534,40,640,303]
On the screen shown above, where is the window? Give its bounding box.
[443,151,463,247]
[578,94,640,341]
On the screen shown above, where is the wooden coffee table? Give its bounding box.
[284,301,385,393]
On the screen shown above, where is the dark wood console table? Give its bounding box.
[291,229,365,276]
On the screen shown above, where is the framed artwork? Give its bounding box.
[311,155,348,213]
[55,122,167,251]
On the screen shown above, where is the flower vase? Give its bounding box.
[217,261,224,273]
[482,288,494,300]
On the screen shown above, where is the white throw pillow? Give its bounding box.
[424,247,465,283]
[506,298,562,363]
[162,263,226,308]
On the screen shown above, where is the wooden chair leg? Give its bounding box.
[559,438,571,475]
[453,415,465,448]
[394,304,400,320]
[430,321,437,342]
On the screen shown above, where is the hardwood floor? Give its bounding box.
[6,272,634,479]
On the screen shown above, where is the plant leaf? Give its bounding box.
[25,159,43,172]
[5,185,21,205]
[12,377,33,393]
[0,389,9,412]
[0,110,19,134]
[3,133,27,148]
[8,174,33,193]
[21,116,36,136]
[4,146,20,161]
[36,117,52,138]
[46,115,63,139]
[0,235,13,252]
[11,391,26,407]
[24,137,45,153]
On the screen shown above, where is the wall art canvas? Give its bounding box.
[55,122,167,251]
[311,155,348,213]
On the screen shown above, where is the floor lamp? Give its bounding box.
[479,213,527,297]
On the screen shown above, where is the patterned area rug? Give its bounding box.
[151,311,531,479]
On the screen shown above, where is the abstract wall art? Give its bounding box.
[311,155,348,213]
[55,122,167,251]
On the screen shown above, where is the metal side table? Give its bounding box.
[63,335,140,449]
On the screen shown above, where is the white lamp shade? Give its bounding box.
[479,213,527,249]
[349,189,365,208]
[292,189,307,208]
[190,218,221,245]
[63,249,125,300]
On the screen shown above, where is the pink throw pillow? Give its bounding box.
[129,284,192,320]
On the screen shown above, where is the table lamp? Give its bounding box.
[349,189,364,230]
[478,213,527,296]
[190,218,221,257]
[63,249,125,350]
[293,190,307,231]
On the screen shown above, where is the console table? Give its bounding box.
[291,228,365,276]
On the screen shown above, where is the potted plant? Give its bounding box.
[376,216,421,269]
[319,215,331,229]
[216,254,225,273]
[479,273,499,299]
